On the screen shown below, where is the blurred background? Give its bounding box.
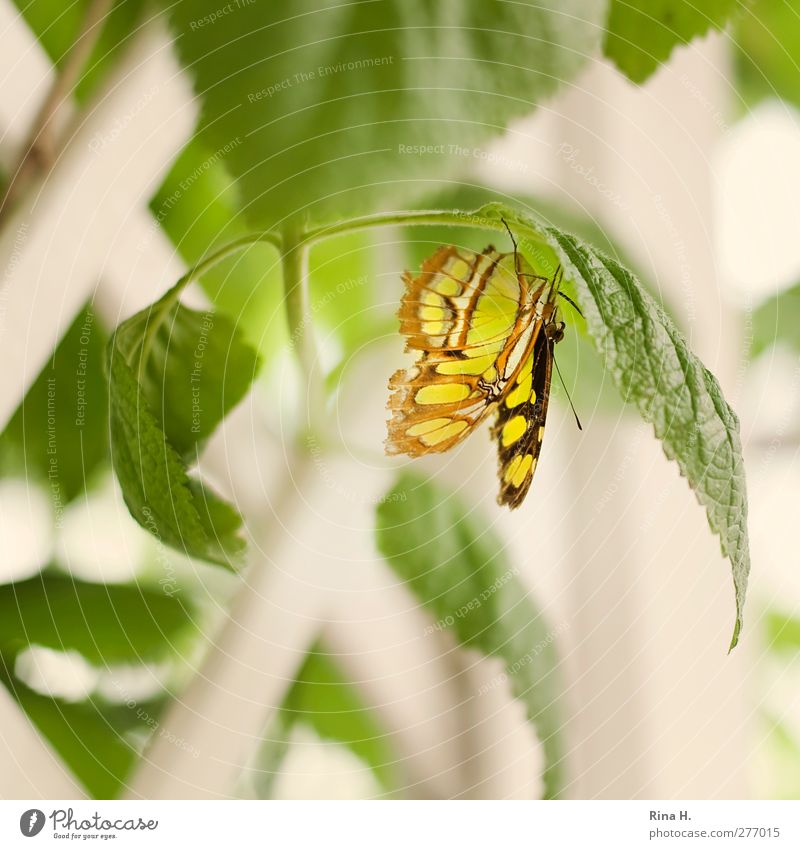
[0,0,798,799]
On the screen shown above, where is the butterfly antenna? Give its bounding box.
[558,290,584,318]
[552,348,583,431]
[501,216,521,276]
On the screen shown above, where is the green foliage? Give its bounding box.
[603,0,738,83]
[107,285,259,567]
[486,202,750,648]
[13,0,145,103]
[0,304,108,503]
[733,0,800,110]
[0,663,163,799]
[376,473,565,799]
[258,643,397,797]
[157,0,602,227]
[0,574,194,664]
[751,282,800,359]
[152,141,381,377]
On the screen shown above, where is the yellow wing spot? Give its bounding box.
[538,426,545,439]
[437,354,495,375]
[501,415,527,447]
[420,419,468,446]
[530,388,537,404]
[436,276,461,296]
[510,454,534,487]
[449,259,470,280]
[420,305,447,321]
[415,383,471,405]
[504,455,522,483]
[506,375,532,408]
[422,320,447,337]
[422,290,443,307]
[406,417,451,436]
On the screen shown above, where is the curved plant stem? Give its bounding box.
[302,208,549,246]
[135,231,283,376]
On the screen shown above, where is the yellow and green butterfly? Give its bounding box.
[386,226,578,508]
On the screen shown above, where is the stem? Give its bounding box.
[0,0,114,226]
[135,231,282,375]
[281,221,325,434]
[302,208,549,247]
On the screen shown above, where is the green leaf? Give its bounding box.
[107,286,259,567]
[733,0,800,111]
[257,643,397,798]
[0,574,194,664]
[0,663,162,799]
[0,304,108,503]
[13,0,145,103]
[115,299,260,458]
[603,0,737,83]
[375,473,566,799]
[751,282,800,359]
[486,201,749,648]
[158,0,602,227]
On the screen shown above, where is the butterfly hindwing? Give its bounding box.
[492,329,554,509]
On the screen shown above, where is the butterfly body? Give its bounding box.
[387,241,566,508]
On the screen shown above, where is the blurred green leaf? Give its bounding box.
[0,662,162,798]
[757,711,800,800]
[0,304,108,503]
[0,574,194,664]
[150,139,288,364]
[107,284,258,568]
[308,231,395,381]
[13,0,144,103]
[751,281,800,358]
[158,0,602,227]
[486,201,750,648]
[257,643,397,798]
[764,610,800,653]
[152,141,384,378]
[733,0,800,111]
[376,473,566,799]
[603,0,737,83]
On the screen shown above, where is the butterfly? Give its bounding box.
[386,226,577,508]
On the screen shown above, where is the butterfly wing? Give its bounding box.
[387,245,537,456]
[492,329,554,509]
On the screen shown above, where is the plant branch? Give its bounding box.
[0,0,115,226]
[302,208,550,246]
[134,231,283,376]
[281,221,325,434]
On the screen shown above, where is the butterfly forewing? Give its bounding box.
[387,241,563,506]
